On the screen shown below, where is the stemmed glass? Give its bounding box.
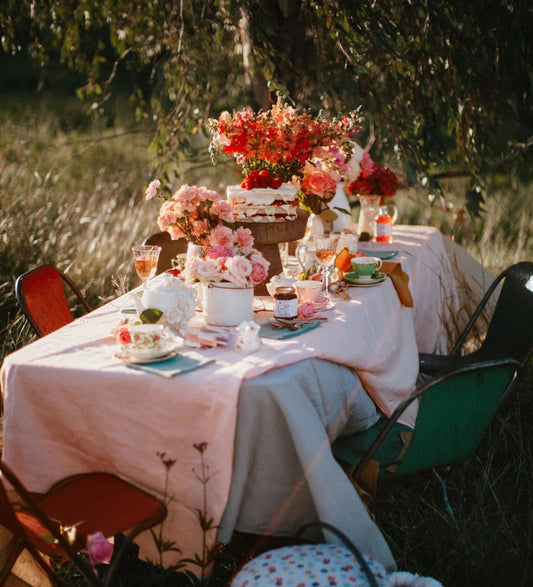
[314,236,337,298]
[132,245,161,290]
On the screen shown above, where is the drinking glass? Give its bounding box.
[132,245,161,289]
[314,236,337,296]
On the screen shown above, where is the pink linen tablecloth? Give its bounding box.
[0,225,478,572]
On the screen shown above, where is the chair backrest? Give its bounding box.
[15,264,92,337]
[481,262,533,365]
[454,262,533,366]
[396,359,520,476]
[351,359,520,483]
[143,232,188,275]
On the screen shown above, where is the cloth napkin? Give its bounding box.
[335,248,414,307]
[259,321,321,339]
[126,354,214,377]
[380,261,414,307]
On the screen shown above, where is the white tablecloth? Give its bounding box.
[1,226,481,572]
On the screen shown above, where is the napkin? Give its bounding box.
[259,321,321,339]
[380,261,414,307]
[126,354,214,377]
[335,248,414,307]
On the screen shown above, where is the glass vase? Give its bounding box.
[357,195,381,239]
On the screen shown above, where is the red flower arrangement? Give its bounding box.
[346,152,398,197]
[209,100,360,183]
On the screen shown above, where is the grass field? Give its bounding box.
[1,91,532,586]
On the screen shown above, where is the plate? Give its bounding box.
[344,272,386,287]
[360,249,399,260]
[115,348,179,364]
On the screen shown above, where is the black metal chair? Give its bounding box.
[15,264,92,337]
[419,261,533,375]
[143,231,188,275]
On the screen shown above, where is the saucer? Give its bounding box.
[360,249,399,260]
[344,271,386,287]
[314,299,335,311]
[115,348,179,365]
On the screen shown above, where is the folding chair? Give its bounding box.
[15,264,92,337]
[0,461,167,586]
[332,359,521,522]
[419,261,533,375]
[143,232,188,275]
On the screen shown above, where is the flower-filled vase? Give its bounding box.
[202,282,254,327]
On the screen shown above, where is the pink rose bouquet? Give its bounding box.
[298,164,339,216]
[147,182,235,247]
[184,226,270,288]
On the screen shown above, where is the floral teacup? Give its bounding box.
[128,324,170,359]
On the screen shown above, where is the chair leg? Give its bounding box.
[432,469,458,528]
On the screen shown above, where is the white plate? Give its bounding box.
[115,347,179,364]
[344,272,386,287]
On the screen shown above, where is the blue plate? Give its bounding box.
[360,249,399,260]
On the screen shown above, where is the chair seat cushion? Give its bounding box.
[332,419,413,479]
[231,543,388,586]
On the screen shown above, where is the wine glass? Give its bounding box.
[132,245,161,290]
[314,236,337,297]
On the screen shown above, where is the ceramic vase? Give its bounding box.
[202,282,254,327]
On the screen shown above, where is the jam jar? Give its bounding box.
[274,286,298,320]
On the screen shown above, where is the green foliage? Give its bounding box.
[2,0,531,212]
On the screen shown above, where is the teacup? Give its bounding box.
[350,257,382,281]
[295,280,322,303]
[129,324,169,359]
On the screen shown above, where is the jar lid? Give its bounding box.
[275,286,296,295]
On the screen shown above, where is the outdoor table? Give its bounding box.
[0,225,490,573]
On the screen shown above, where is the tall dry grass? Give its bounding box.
[1,93,532,586]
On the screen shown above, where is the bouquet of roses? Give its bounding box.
[297,163,338,216]
[208,100,360,184]
[145,181,234,247]
[184,225,270,288]
[345,151,398,197]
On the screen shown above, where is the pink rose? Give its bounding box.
[250,261,267,285]
[211,199,235,223]
[234,226,254,248]
[87,532,113,567]
[224,256,252,287]
[114,324,131,345]
[206,245,233,260]
[298,301,316,319]
[209,225,235,248]
[145,179,160,200]
[301,170,337,200]
[196,258,223,282]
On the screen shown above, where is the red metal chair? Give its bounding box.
[15,264,92,337]
[0,461,167,586]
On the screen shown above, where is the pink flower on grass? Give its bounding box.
[87,532,113,568]
[145,179,160,200]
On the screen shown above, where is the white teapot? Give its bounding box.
[130,273,197,331]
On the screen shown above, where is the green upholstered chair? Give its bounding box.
[419,261,533,376]
[332,359,520,520]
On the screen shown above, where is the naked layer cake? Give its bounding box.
[226,183,298,223]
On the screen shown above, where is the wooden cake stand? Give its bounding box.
[233,209,309,295]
